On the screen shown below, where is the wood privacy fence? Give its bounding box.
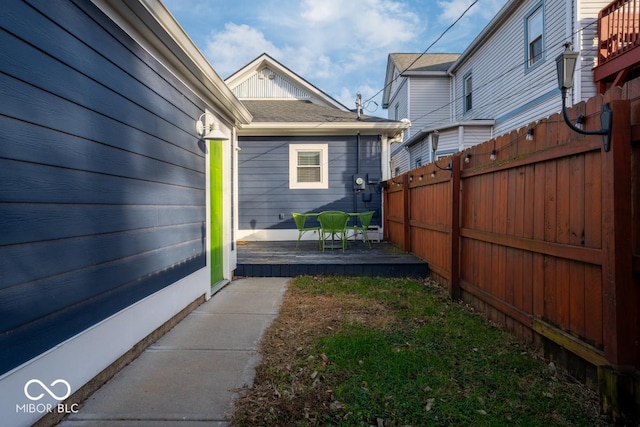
[383,80,640,422]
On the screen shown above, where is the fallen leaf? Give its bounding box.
[425,397,435,411]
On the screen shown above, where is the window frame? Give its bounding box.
[289,143,329,189]
[463,71,473,113]
[525,3,545,70]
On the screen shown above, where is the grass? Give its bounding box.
[231,276,609,427]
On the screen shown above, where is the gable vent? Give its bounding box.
[232,68,310,99]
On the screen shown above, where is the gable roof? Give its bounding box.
[389,53,460,73]
[225,53,349,111]
[382,53,460,108]
[243,100,392,123]
[226,53,410,137]
[239,99,408,136]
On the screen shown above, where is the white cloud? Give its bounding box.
[204,23,281,77]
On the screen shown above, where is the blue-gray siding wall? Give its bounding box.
[0,0,207,375]
[238,135,382,230]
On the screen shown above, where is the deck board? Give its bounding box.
[235,241,429,278]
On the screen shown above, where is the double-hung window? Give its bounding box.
[463,72,472,113]
[289,144,328,189]
[526,5,544,68]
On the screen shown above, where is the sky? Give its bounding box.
[162,0,508,117]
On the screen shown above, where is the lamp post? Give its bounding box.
[555,44,612,151]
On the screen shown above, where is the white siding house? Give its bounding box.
[386,0,611,174]
[382,53,460,175]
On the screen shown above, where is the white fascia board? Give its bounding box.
[401,71,451,77]
[92,0,252,125]
[238,121,411,136]
[382,56,397,108]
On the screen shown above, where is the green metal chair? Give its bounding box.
[292,212,320,249]
[352,211,375,247]
[318,211,350,252]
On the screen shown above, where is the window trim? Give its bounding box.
[463,71,473,113]
[289,144,329,189]
[525,2,545,71]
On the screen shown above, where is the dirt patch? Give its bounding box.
[231,286,389,426]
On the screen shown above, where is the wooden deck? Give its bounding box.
[234,240,429,278]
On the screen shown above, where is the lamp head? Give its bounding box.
[196,113,229,141]
[555,44,579,91]
[431,131,439,152]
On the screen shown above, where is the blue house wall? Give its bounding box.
[0,0,208,375]
[238,135,383,231]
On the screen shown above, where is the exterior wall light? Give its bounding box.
[431,131,453,171]
[555,44,612,151]
[196,112,229,141]
[490,150,497,161]
[526,129,534,141]
[464,153,472,163]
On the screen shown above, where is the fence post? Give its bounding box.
[598,99,639,423]
[450,154,461,299]
[402,175,411,252]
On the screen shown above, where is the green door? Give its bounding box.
[210,141,223,284]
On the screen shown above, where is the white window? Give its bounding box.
[527,5,544,67]
[289,144,329,189]
[463,73,472,112]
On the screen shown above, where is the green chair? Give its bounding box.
[352,211,375,247]
[318,211,350,252]
[292,213,320,249]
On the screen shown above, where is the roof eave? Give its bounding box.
[404,120,496,147]
[238,121,410,136]
[93,0,252,125]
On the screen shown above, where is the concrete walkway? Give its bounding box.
[58,277,289,427]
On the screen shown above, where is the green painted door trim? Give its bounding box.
[210,142,223,284]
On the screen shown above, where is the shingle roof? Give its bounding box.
[241,100,397,123]
[390,53,460,73]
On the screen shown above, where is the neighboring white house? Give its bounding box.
[385,0,611,174]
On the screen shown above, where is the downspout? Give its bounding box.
[354,132,360,213]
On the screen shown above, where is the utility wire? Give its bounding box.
[364,0,480,104]
[400,19,600,130]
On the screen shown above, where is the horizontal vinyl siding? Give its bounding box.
[578,0,603,100]
[238,135,383,230]
[409,76,451,130]
[453,0,566,135]
[453,0,608,137]
[390,147,411,176]
[0,0,207,374]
